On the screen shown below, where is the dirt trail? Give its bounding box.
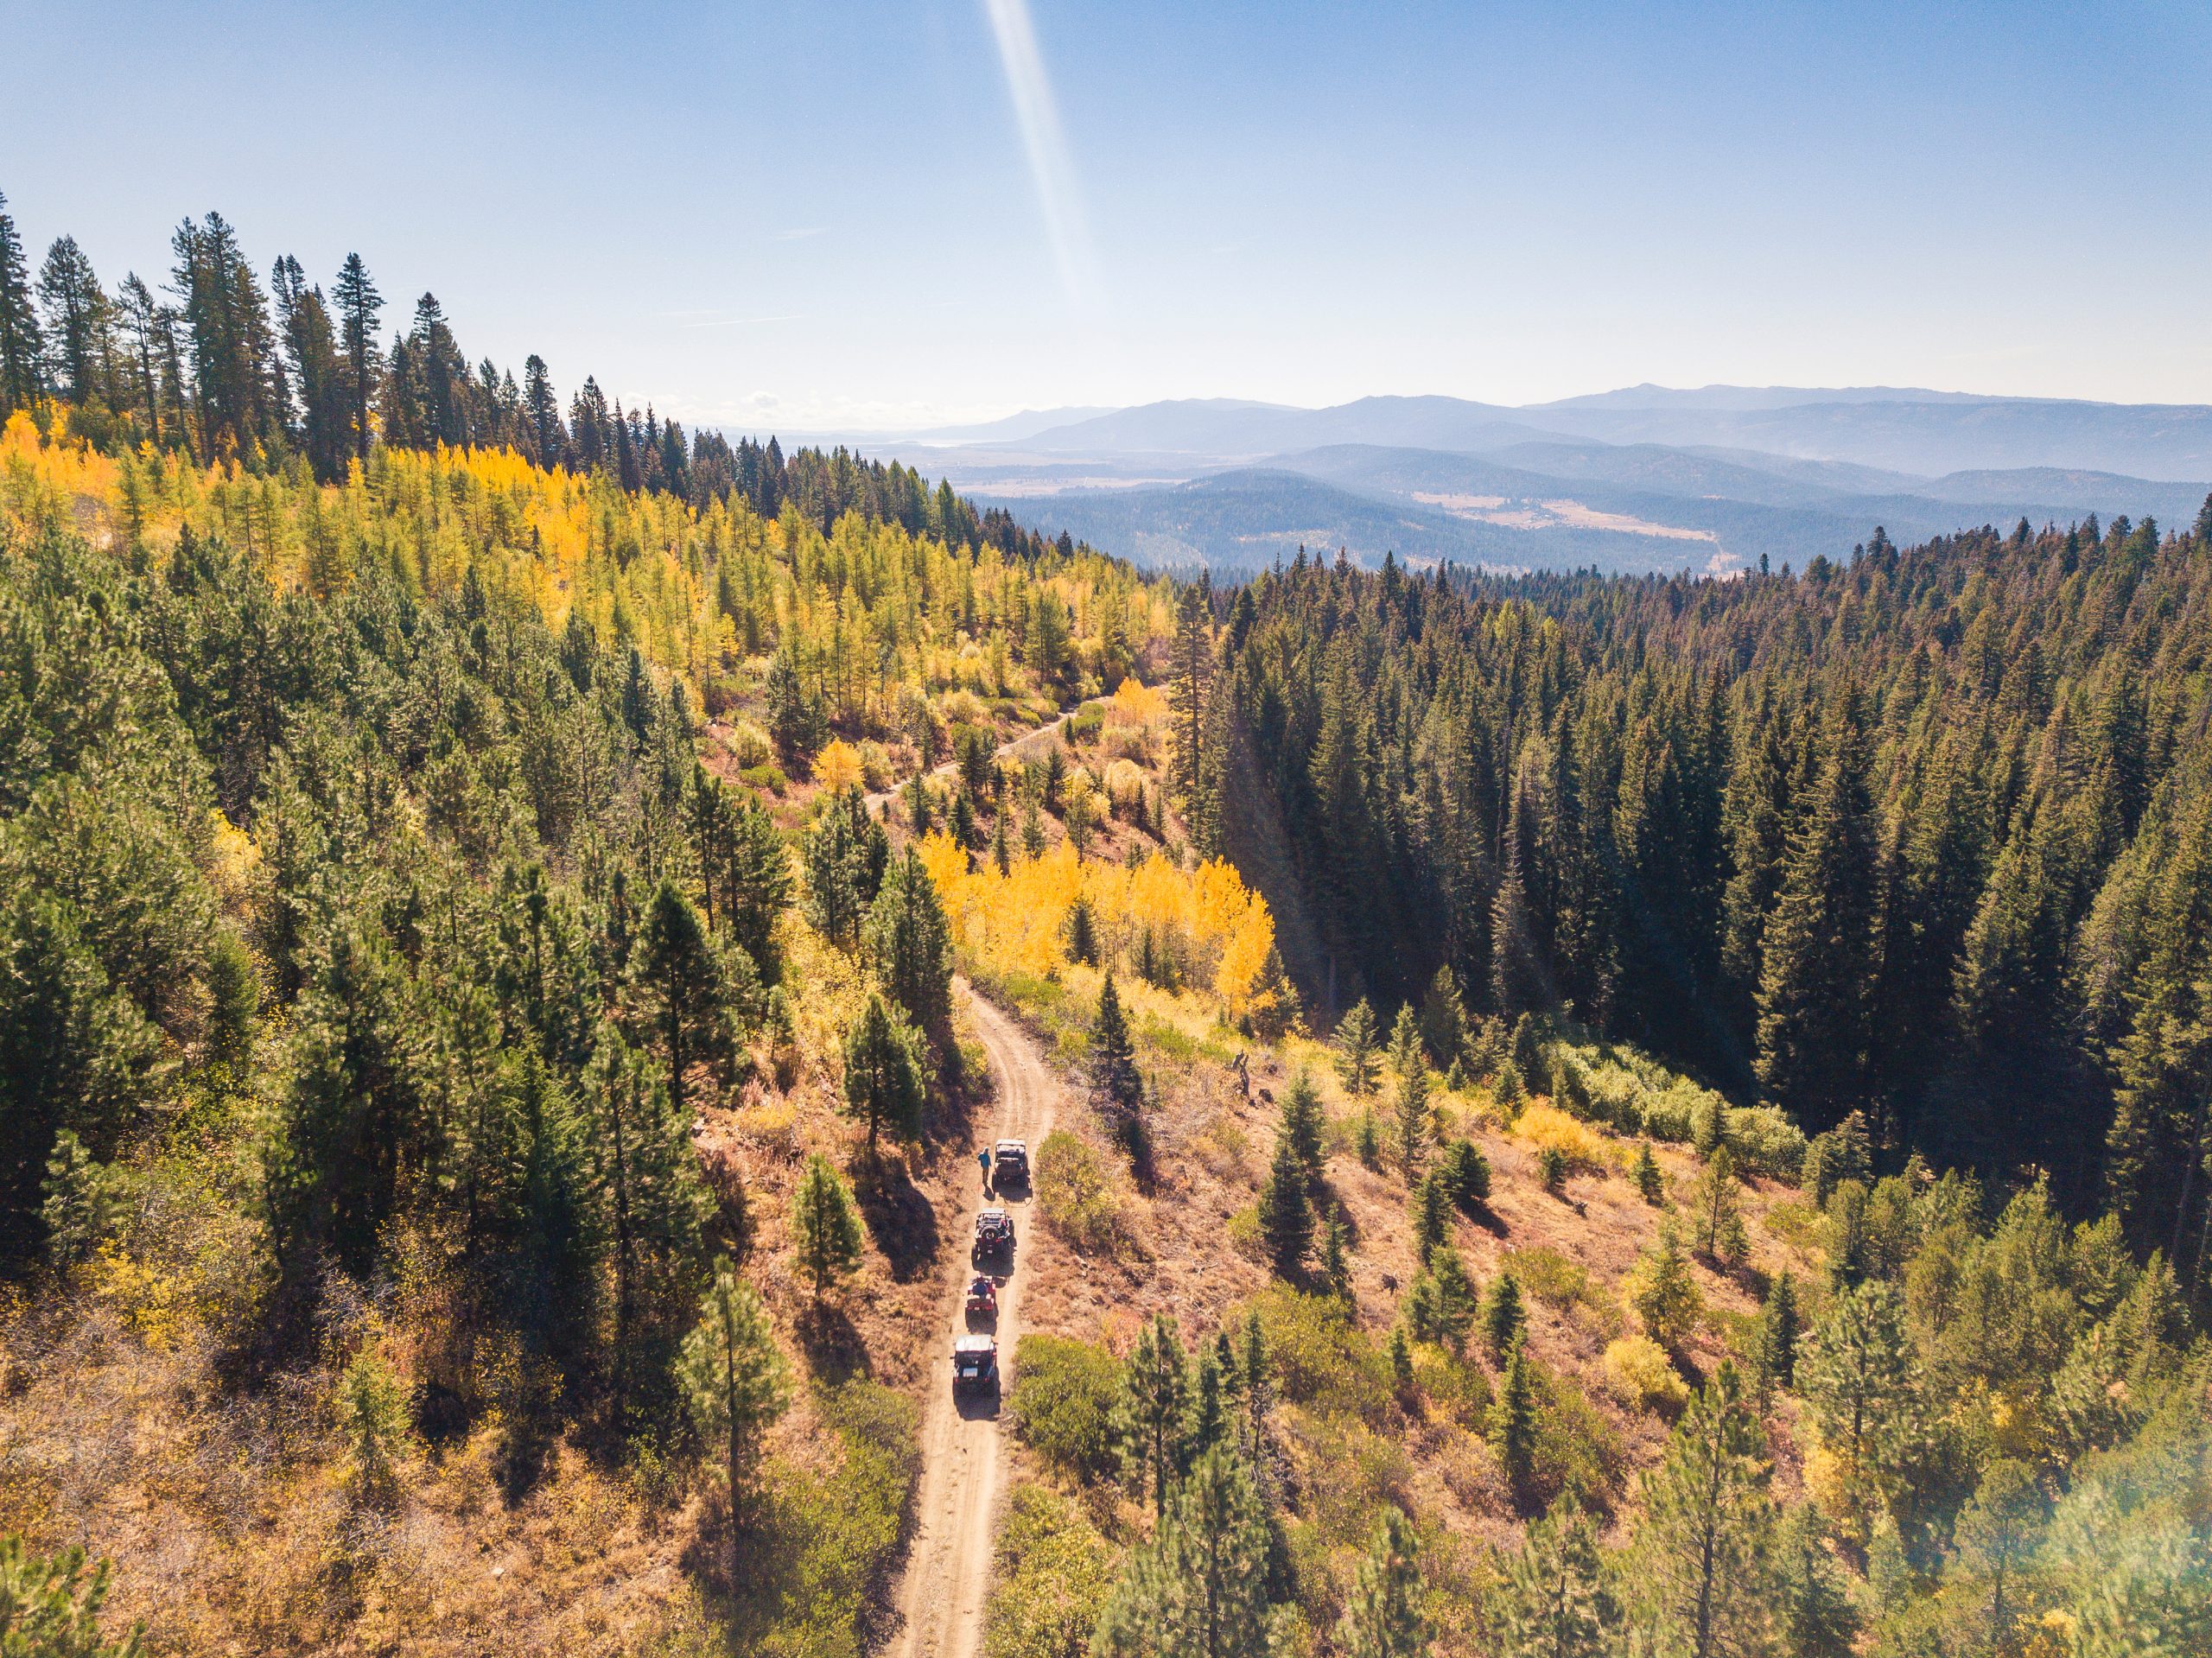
[864,704,1094,816]
[889,988,1060,1658]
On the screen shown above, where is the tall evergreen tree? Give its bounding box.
[1256,1129,1313,1279]
[331,252,382,462]
[637,878,746,1119]
[1336,997,1381,1096]
[843,991,925,1151]
[865,844,954,1046]
[1625,1363,1777,1658]
[1495,1492,1620,1658]
[788,1151,862,1304]
[1090,974,1146,1150]
[0,191,44,416]
[583,1026,713,1402]
[36,236,109,407]
[677,1260,790,1548]
[1754,690,1880,1126]
[1093,1442,1273,1658]
[1119,1312,1192,1515]
[1339,1507,1431,1658]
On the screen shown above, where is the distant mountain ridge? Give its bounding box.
[788,384,2212,580]
[954,390,2212,480]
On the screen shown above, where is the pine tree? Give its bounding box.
[1687,1146,1749,1266]
[37,236,110,408]
[1484,1267,1527,1357]
[1322,1207,1351,1297]
[1389,1323,1416,1399]
[789,1152,862,1305]
[1357,1110,1382,1170]
[1337,997,1381,1096]
[843,992,926,1151]
[1949,1458,2044,1656]
[1625,1363,1776,1658]
[1093,1442,1271,1658]
[1187,1344,1228,1458]
[1395,1031,1431,1182]
[1634,1141,1665,1206]
[1752,1270,1802,1390]
[1797,1280,1921,1545]
[1280,1067,1325,1191]
[865,845,954,1045]
[1411,1169,1453,1261]
[0,192,46,416]
[1626,1225,1704,1352]
[1430,1248,1478,1352]
[1495,1492,1620,1658]
[1238,1308,1270,1463]
[1257,1130,1313,1279]
[1495,1057,1528,1114]
[39,1130,132,1270]
[1755,690,1879,1125]
[328,252,382,463]
[765,648,828,764]
[804,785,887,950]
[1090,975,1146,1151]
[1490,1338,1539,1504]
[0,1534,143,1657]
[1442,1139,1491,1210]
[1119,1312,1192,1514]
[1339,1506,1430,1658]
[1771,1506,1856,1658]
[583,1027,713,1403]
[1420,965,1468,1069]
[638,878,745,1118]
[677,1260,791,1544]
[1165,586,1214,815]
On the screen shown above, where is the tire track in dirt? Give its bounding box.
[889,986,1059,1658]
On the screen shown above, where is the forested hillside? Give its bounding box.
[1179,511,2212,1249]
[0,180,2206,1658]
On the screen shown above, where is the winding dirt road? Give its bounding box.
[889,988,1060,1658]
[863,703,1097,816]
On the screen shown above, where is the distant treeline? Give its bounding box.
[0,189,1077,563]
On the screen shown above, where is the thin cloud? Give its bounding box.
[981,0,1097,308]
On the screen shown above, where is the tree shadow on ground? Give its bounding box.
[797,1302,872,1385]
[855,1153,941,1282]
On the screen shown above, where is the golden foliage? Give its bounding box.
[1511,1102,1617,1172]
[0,416,1173,723]
[919,836,1281,1021]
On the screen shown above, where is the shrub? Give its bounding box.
[1036,1131,1126,1255]
[1008,1335,1123,1480]
[752,1381,919,1658]
[1247,1286,1392,1424]
[1504,1246,1590,1310]
[1724,1104,1808,1178]
[1603,1335,1691,1417]
[983,1483,1119,1658]
[1526,1359,1627,1507]
[741,761,788,797]
[1226,1204,1264,1261]
[1513,1103,1611,1173]
[1411,1344,1493,1428]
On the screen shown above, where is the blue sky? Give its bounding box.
[4,1,2208,429]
